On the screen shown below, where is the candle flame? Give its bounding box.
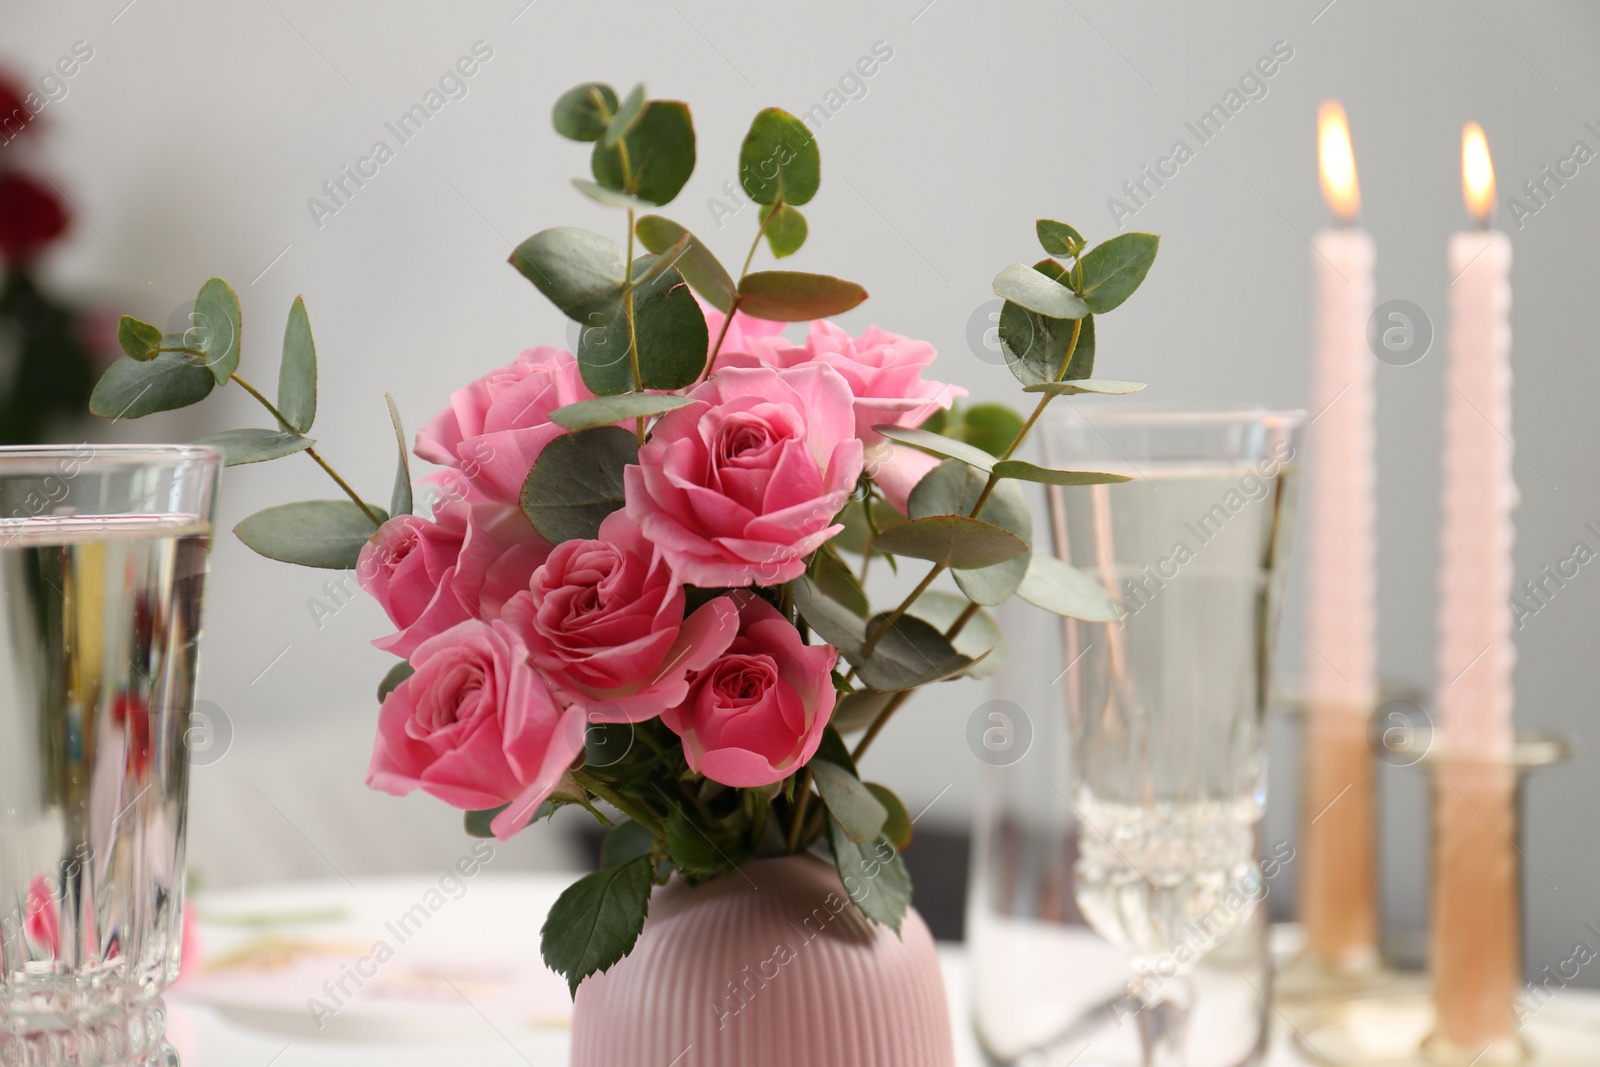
[1318,101,1360,222]
[1462,122,1495,222]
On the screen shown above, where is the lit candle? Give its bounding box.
[1300,100,1380,973]
[1430,122,1521,1056]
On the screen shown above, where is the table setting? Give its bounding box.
[1,4,1597,1065]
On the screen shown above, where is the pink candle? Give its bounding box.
[1437,123,1515,758]
[1300,101,1380,969]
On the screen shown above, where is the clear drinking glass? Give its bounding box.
[969,406,1303,1067]
[0,445,220,1067]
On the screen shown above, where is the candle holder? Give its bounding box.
[1269,679,1428,1007]
[1294,731,1597,1066]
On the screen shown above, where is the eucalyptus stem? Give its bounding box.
[786,769,815,854]
[858,560,944,657]
[229,372,382,527]
[698,207,776,386]
[624,208,646,445]
[944,600,981,640]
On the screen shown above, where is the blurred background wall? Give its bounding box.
[3,0,1596,978]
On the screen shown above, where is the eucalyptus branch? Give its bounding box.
[624,207,646,444]
[786,768,815,853]
[230,372,382,527]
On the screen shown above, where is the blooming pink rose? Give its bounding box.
[359,495,550,659]
[698,298,789,377]
[721,321,964,513]
[414,347,595,505]
[368,620,585,840]
[625,365,863,587]
[501,511,741,721]
[662,595,838,787]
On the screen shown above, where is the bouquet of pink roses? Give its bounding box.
[91,81,1158,992]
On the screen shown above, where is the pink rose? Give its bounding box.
[501,511,741,721]
[662,595,838,787]
[368,620,586,840]
[414,346,595,505]
[625,364,863,587]
[359,495,550,659]
[699,298,789,377]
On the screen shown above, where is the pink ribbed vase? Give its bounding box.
[570,854,954,1067]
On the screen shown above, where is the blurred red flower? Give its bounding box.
[0,171,68,259]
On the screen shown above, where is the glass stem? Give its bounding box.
[1134,973,1193,1067]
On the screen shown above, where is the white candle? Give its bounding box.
[1437,123,1516,758]
[1300,100,1380,969]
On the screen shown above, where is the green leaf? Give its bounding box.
[991,461,1131,486]
[792,577,866,656]
[570,178,655,212]
[993,262,1088,319]
[872,515,1027,569]
[116,315,162,361]
[1018,553,1121,622]
[810,760,888,844]
[386,394,412,517]
[552,82,618,142]
[193,278,241,385]
[866,783,912,849]
[958,403,1025,458]
[663,803,726,877]
[736,271,867,321]
[89,352,216,420]
[465,804,510,839]
[540,855,655,996]
[550,394,693,432]
[812,551,869,617]
[827,819,910,933]
[278,296,318,433]
[760,202,807,258]
[999,293,1080,386]
[377,660,414,702]
[194,428,314,466]
[577,257,708,394]
[603,83,646,147]
[814,725,860,776]
[520,426,636,542]
[510,227,627,326]
[601,820,658,869]
[635,215,736,313]
[874,426,994,473]
[1022,378,1146,396]
[591,100,696,207]
[1079,232,1159,314]
[906,590,1006,679]
[831,690,895,734]
[908,459,1032,605]
[739,107,821,206]
[234,500,387,570]
[832,497,905,555]
[858,612,975,691]
[1036,219,1084,257]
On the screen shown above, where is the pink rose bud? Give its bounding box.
[662,594,839,788]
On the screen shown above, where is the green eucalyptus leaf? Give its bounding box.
[520,426,637,542]
[959,403,1025,458]
[992,262,1088,319]
[377,660,414,702]
[812,551,869,617]
[874,426,994,473]
[550,394,692,432]
[591,100,696,207]
[540,856,654,996]
[831,690,895,734]
[760,202,807,259]
[792,578,866,658]
[810,760,888,844]
[89,353,216,420]
[552,82,618,142]
[907,459,1033,605]
[1018,553,1121,622]
[577,257,708,394]
[603,83,646,147]
[1022,378,1145,396]
[571,178,655,212]
[858,612,975,691]
[866,783,912,849]
[739,107,821,205]
[1036,219,1084,257]
[116,315,162,361]
[465,804,510,838]
[601,820,658,869]
[193,278,241,384]
[234,500,387,570]
[386,394,412,517]
[871,515,1028,569]
[992,461,1132,486]
[510,227,627,326]
[278,296,317,433]
[906,590,1006,679]
[194,428,313,466]
[635,215,736,313]
[1079,232,1160,314]
[827,819,910,932]
[736,271,867,321]
[999,281,1094,386]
